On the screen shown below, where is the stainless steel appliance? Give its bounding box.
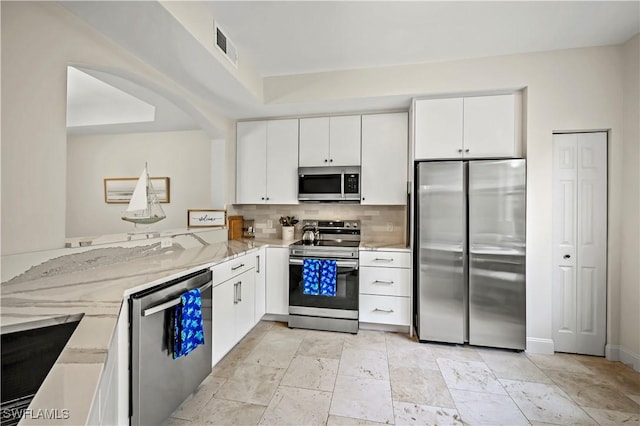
[298,166,360,202]
[129,269,213,425]
[414,160,526,350]
[289,220,361,333]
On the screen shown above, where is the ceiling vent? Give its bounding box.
[213,21,238,68]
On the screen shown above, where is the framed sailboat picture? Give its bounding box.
[104,176,170,204]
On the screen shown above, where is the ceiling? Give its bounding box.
[61,1,639,131]
[208,1,640,77]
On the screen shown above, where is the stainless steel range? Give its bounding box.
[288,220,360,333]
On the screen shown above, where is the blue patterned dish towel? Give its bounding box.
[172,288,205,359]
[303,258,320,295]
[320,260,337,296]
[303,259,337,297]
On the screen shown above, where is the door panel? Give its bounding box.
[552,132,607,356]
[266,119,298,204]
[236,121,267,203]
[416,162,465,343]
[468,160,526,350]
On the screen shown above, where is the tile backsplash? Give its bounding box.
[227,204,406,242]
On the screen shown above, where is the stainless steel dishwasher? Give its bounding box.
[129,269,212,426]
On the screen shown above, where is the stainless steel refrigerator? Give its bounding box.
[414,159,526,350]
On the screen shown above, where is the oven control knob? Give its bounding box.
[345,223,350,228]
[352,222,358,228]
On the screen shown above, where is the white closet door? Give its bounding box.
[552,132,607,356]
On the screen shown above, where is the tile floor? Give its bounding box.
[168,321,640,425]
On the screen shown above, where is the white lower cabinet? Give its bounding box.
[265,247,289,315]
[359,250,411,326]
[212,268,255,365]
[254,247,266,323]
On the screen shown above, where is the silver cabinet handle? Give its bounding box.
[256,255,260,273]
[465,149,470,153]
[458,149,463,153]
[374,258,394,262]
[234,282,240,304]
[238,281,242,302]
[373,280,394,285]
[373,308,394,313]
[231,263,245,271]
[143,281,212,317]
[563,254,571,259]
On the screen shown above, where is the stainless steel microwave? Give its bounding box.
[298,166,360,202]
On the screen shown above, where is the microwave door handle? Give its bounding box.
[341,173,345,199]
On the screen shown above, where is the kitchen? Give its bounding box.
[1,1,639,425]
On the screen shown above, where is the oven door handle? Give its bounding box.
[289,258,358,269]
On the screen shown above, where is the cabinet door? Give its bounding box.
[234,269,255,339]
[213,279,236,364]
[265,247,289,315]
[329,115,361,166]
[361,113,408,205]
[236,121,267,203]
[254,249,266,323]
[463,94,517,158]
[299,117,329,167]
[266,119,299,204]
[414,98,463,160]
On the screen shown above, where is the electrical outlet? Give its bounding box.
[161,238,172,248]
[386,223,394,232]
[267,219,273,228]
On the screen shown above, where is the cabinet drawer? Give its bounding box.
[359,294,410,326]
[359,267,410,296]
[359,251,410,268]
[212,253,255,285]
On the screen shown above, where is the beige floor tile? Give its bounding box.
[326,415,388,425]
[191,397,266,425]
[501,378,597,425]
[166,417,192,425]
[338,347,389,380]
[479,350,552,383]
[437,358,507,395]
[544,369,640,413]
[243,336,301,369]
[526,353,592,373]
[429,344,483,362]
[582,407,640,425]
[259,386,332,426]
[575,357,640,395]
[330,375,394,424]
[170,375,226,420]
[450,389,528,425]
[216,364,285,406]
[393,401,462,425]
[385,331,420,351]
[296,330,345,359]
[281,355,339,391]
[387,346,439,372]
[390,365,455,408]
[343,330,387,353]
[212,344,254,378]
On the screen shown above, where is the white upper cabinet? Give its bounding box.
[236,119,299,204]
[414,98,463,160]
[299,115,361,167]
[361,113,408,205]
[414,93,521,160]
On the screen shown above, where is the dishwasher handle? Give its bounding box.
[142,281,213,317]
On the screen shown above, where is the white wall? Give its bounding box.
[266,44,630,355]
[1,2,231,255]
[619,34,640,368]
[67,130,213,237]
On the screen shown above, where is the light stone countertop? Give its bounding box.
[0,234,406,424]
[1,237,266,425]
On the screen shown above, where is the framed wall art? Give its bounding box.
[104,177,170,204]
[187,209,227,228]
